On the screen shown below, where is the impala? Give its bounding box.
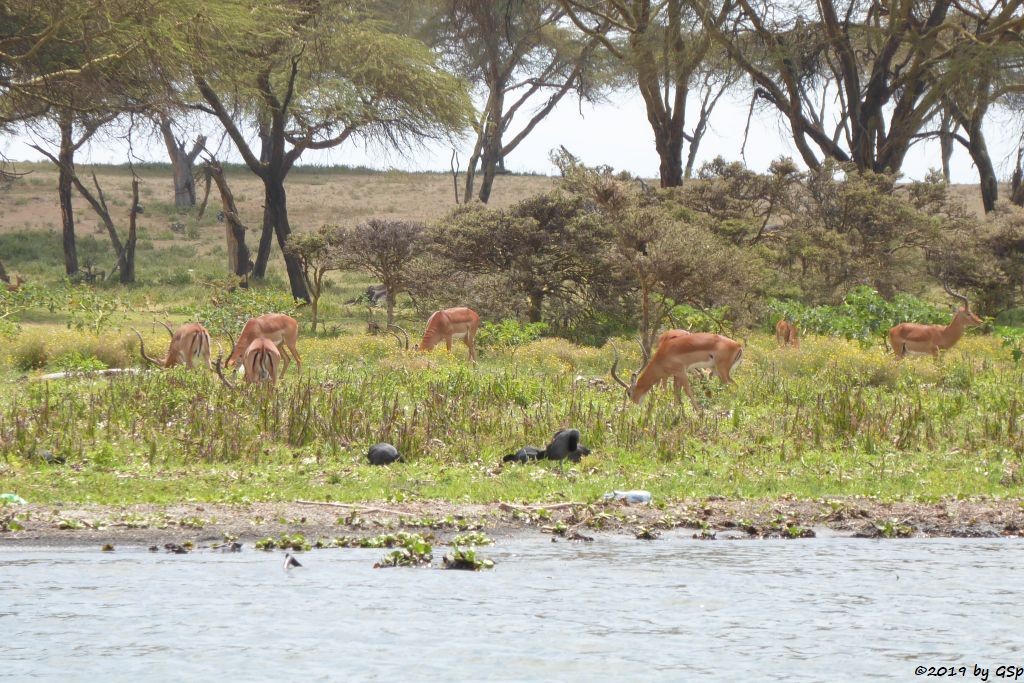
[215,338,281,386]
[5,275,25,292]
[416,307,480,362]
[132,322,212,370]
[776,319,800,348]
[611,329,744,408]
[225,313,301,376]
[889,284,982,359]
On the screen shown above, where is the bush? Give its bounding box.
[476,320,547,349]
[10,335,47,370]
[767,287,951,344]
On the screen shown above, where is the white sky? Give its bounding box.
[3,87,1022,186]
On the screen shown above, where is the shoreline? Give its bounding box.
[2,497,1023,549]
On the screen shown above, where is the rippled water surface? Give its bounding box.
[3,535,1023,681]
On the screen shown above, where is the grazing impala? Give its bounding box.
[776,319,800,348]
[889,284,982,359]
[611,329,743,408]
[416,307,480,362]
[5,275,25,292]
[215,338,281,386]
[132,322,212,370]
[225,314,301,376]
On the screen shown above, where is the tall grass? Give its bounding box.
[1,333,1021,504]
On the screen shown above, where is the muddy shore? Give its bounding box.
[2,497,1023,549]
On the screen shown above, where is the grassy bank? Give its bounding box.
[2,330,1021,506]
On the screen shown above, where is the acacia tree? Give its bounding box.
[428,0,607,202]
[558,0,738,186]
[692,0,1024,176]
[425,193,612,323]
[285,227,340,332]
[190,0,472,301]
[332,219,426,327]
[2,0,200,274]
[553,148,758,352]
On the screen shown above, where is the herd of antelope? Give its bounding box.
[132,285,983,410]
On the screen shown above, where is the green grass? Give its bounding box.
[1,328,1022,505]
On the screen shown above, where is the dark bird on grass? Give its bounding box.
[368,443,402,466]
[502,446,544,464]
[283,553,302,570]
[502,429,591,465]
[543,428,590,464]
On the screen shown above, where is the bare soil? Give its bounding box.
[2,497,1022,549]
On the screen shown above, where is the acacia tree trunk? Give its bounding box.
[57,113,78,276]
[121,180,139,283]
[252,124,274,278]
[527,289,544,324]
[158,114,205,211]
[1011,148,1024,208]
[264,174,310,301]
[962,116,998,213]
[205,160,251,276]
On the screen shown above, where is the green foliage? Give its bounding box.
[442,547,495,570]
[52,351,107,373]
[476,320,547,349]
[450,531,493,546]
[255,533,311,551]
[368,532,433,567]
[186,287,298,338]
[767,287,951,344]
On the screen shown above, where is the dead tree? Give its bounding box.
[203,158,251,277]
[158,113,206,211]
[72,171,141,283]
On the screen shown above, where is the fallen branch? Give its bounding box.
[37,368,141,381]
[498,502,584,512]
[293,500,403,516]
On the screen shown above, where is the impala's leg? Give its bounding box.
[673,372,699,410]
[286,337,301,374]
[932,346,940,361]
[445,336,452,353]
[466,332,477,362]
[889,332,903,359]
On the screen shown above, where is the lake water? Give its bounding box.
[2,535,1023,681]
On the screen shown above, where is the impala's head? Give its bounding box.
[955,306,983,327]
[610,344,648,404]
[944,282,983,327]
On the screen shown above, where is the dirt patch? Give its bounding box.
[2,496,1022,549]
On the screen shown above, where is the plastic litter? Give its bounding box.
[0,493,27,505]
[602,490,651,504]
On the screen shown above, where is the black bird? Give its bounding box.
[367,443,402,466]
[283,553,302,570]
[542,428,590,464]
[502,446,545,464]
[502,429,592,465]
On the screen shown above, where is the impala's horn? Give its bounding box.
[131,327,162,367]
[156,320,174,337]
[388,324,409,350]
[636,336,650,366]
[943,280,970,310]
[610,346,635,391]
[213,346,237,389]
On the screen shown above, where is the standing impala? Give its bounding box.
[215,338,281,386]
[225,313,301,376]
[611,329,743,409]
[416,307,480,362]
[776,319,800,349]
[132,322,212,370]
[889,285,982,359]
